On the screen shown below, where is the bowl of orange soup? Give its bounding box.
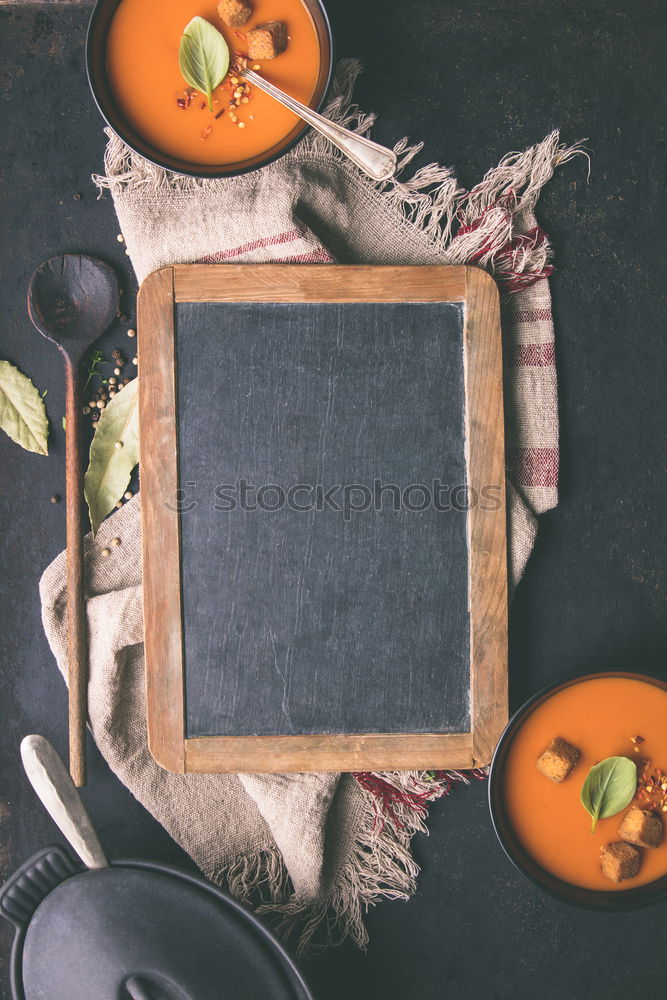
[489,672,667,910]
[87,0,332,176]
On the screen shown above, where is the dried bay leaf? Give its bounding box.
[0,360,49,455]
[84,378,139,534]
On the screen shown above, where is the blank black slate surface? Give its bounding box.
[176,301,470,737]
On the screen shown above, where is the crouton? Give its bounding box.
[600,841,640,883]
[247,21,288,60]
[618,805,663,848]
[217,0,252,28]
[536,737,581,783]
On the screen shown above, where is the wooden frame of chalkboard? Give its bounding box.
[137,264,507,774]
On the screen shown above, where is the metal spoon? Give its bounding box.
[242,68,397,182]
[27,256,119,788]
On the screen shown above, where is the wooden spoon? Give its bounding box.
[28,255,119,787]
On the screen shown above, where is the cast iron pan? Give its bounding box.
[0,737,313,1000]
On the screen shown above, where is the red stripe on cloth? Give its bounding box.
[513,307,553,323]
[502,266,554,295]
[507,447,559,487]
[509,343,556,367]
[196,228,305,263]
[272,247,334,263]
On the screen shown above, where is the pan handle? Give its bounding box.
[0,845,81,929]
[20,735,108,870]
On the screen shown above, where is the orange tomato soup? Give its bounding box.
[106,0,321,166]
[503,676,667,890]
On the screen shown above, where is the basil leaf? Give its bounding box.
[580,756,637,833]
[179,16,230,112]
[84,379,139,534]
[0,360,48,455]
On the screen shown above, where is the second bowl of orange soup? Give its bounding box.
[87,0,332,176]
[489,672,667,910]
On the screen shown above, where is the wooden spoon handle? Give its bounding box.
[64,358,87,787]
[20,735,107,867]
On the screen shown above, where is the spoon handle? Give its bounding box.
[20,735,108,869]
[64,359,87,787]
[242,69,397,183]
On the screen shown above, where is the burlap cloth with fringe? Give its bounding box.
[39,62,583,952]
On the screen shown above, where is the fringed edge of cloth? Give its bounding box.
[93,59,587,294]
[209,846,293,909]
[208,769,485,957]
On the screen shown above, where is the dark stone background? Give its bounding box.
[0,1,665,997]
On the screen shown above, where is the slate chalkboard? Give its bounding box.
[177,300,469,738]
[138,265,507,773]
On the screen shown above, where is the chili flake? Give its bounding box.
[634,752,667,814]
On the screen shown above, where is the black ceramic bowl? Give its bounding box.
[86,0,333,178]
[489,670,667,911]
